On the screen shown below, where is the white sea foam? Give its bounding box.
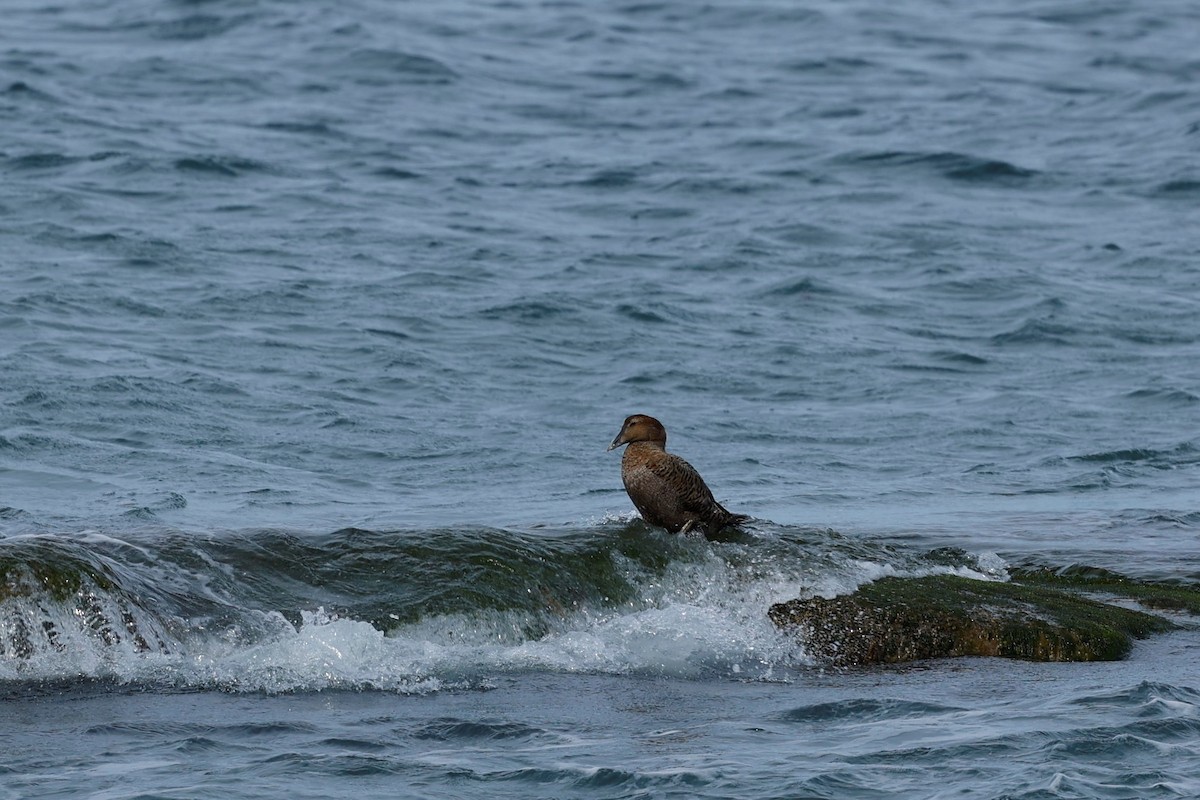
[175,609,447,694]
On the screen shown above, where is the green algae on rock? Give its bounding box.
[1008,564,1200,615]
[769,574,1178,666]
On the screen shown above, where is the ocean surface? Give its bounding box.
[3,0,1200,797]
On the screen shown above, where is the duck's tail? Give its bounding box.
[706,509,752,534]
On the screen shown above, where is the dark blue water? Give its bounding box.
[3,0,1200,797]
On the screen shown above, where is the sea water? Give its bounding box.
[2,0,1199,797]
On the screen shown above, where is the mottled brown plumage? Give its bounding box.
[607,414,749,537]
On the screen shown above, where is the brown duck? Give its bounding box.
[607,414,750,536]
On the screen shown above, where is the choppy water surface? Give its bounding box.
[2,0,1199,797]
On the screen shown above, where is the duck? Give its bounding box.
[607,414,750,536]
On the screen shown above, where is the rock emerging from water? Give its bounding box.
[769,574,1184,666]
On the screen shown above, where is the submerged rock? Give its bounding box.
[769,574,1182,666]
[1,547,173,659]
[1009,564,1200,614]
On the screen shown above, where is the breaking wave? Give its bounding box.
[0,523,1007,693]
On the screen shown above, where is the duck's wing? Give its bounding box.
[649,453,749,531]
[644,453,723,515]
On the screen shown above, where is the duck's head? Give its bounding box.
[607,414,667,451]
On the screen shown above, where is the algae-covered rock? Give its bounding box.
[1008,565,1200,614]
[769,574,1177,666]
